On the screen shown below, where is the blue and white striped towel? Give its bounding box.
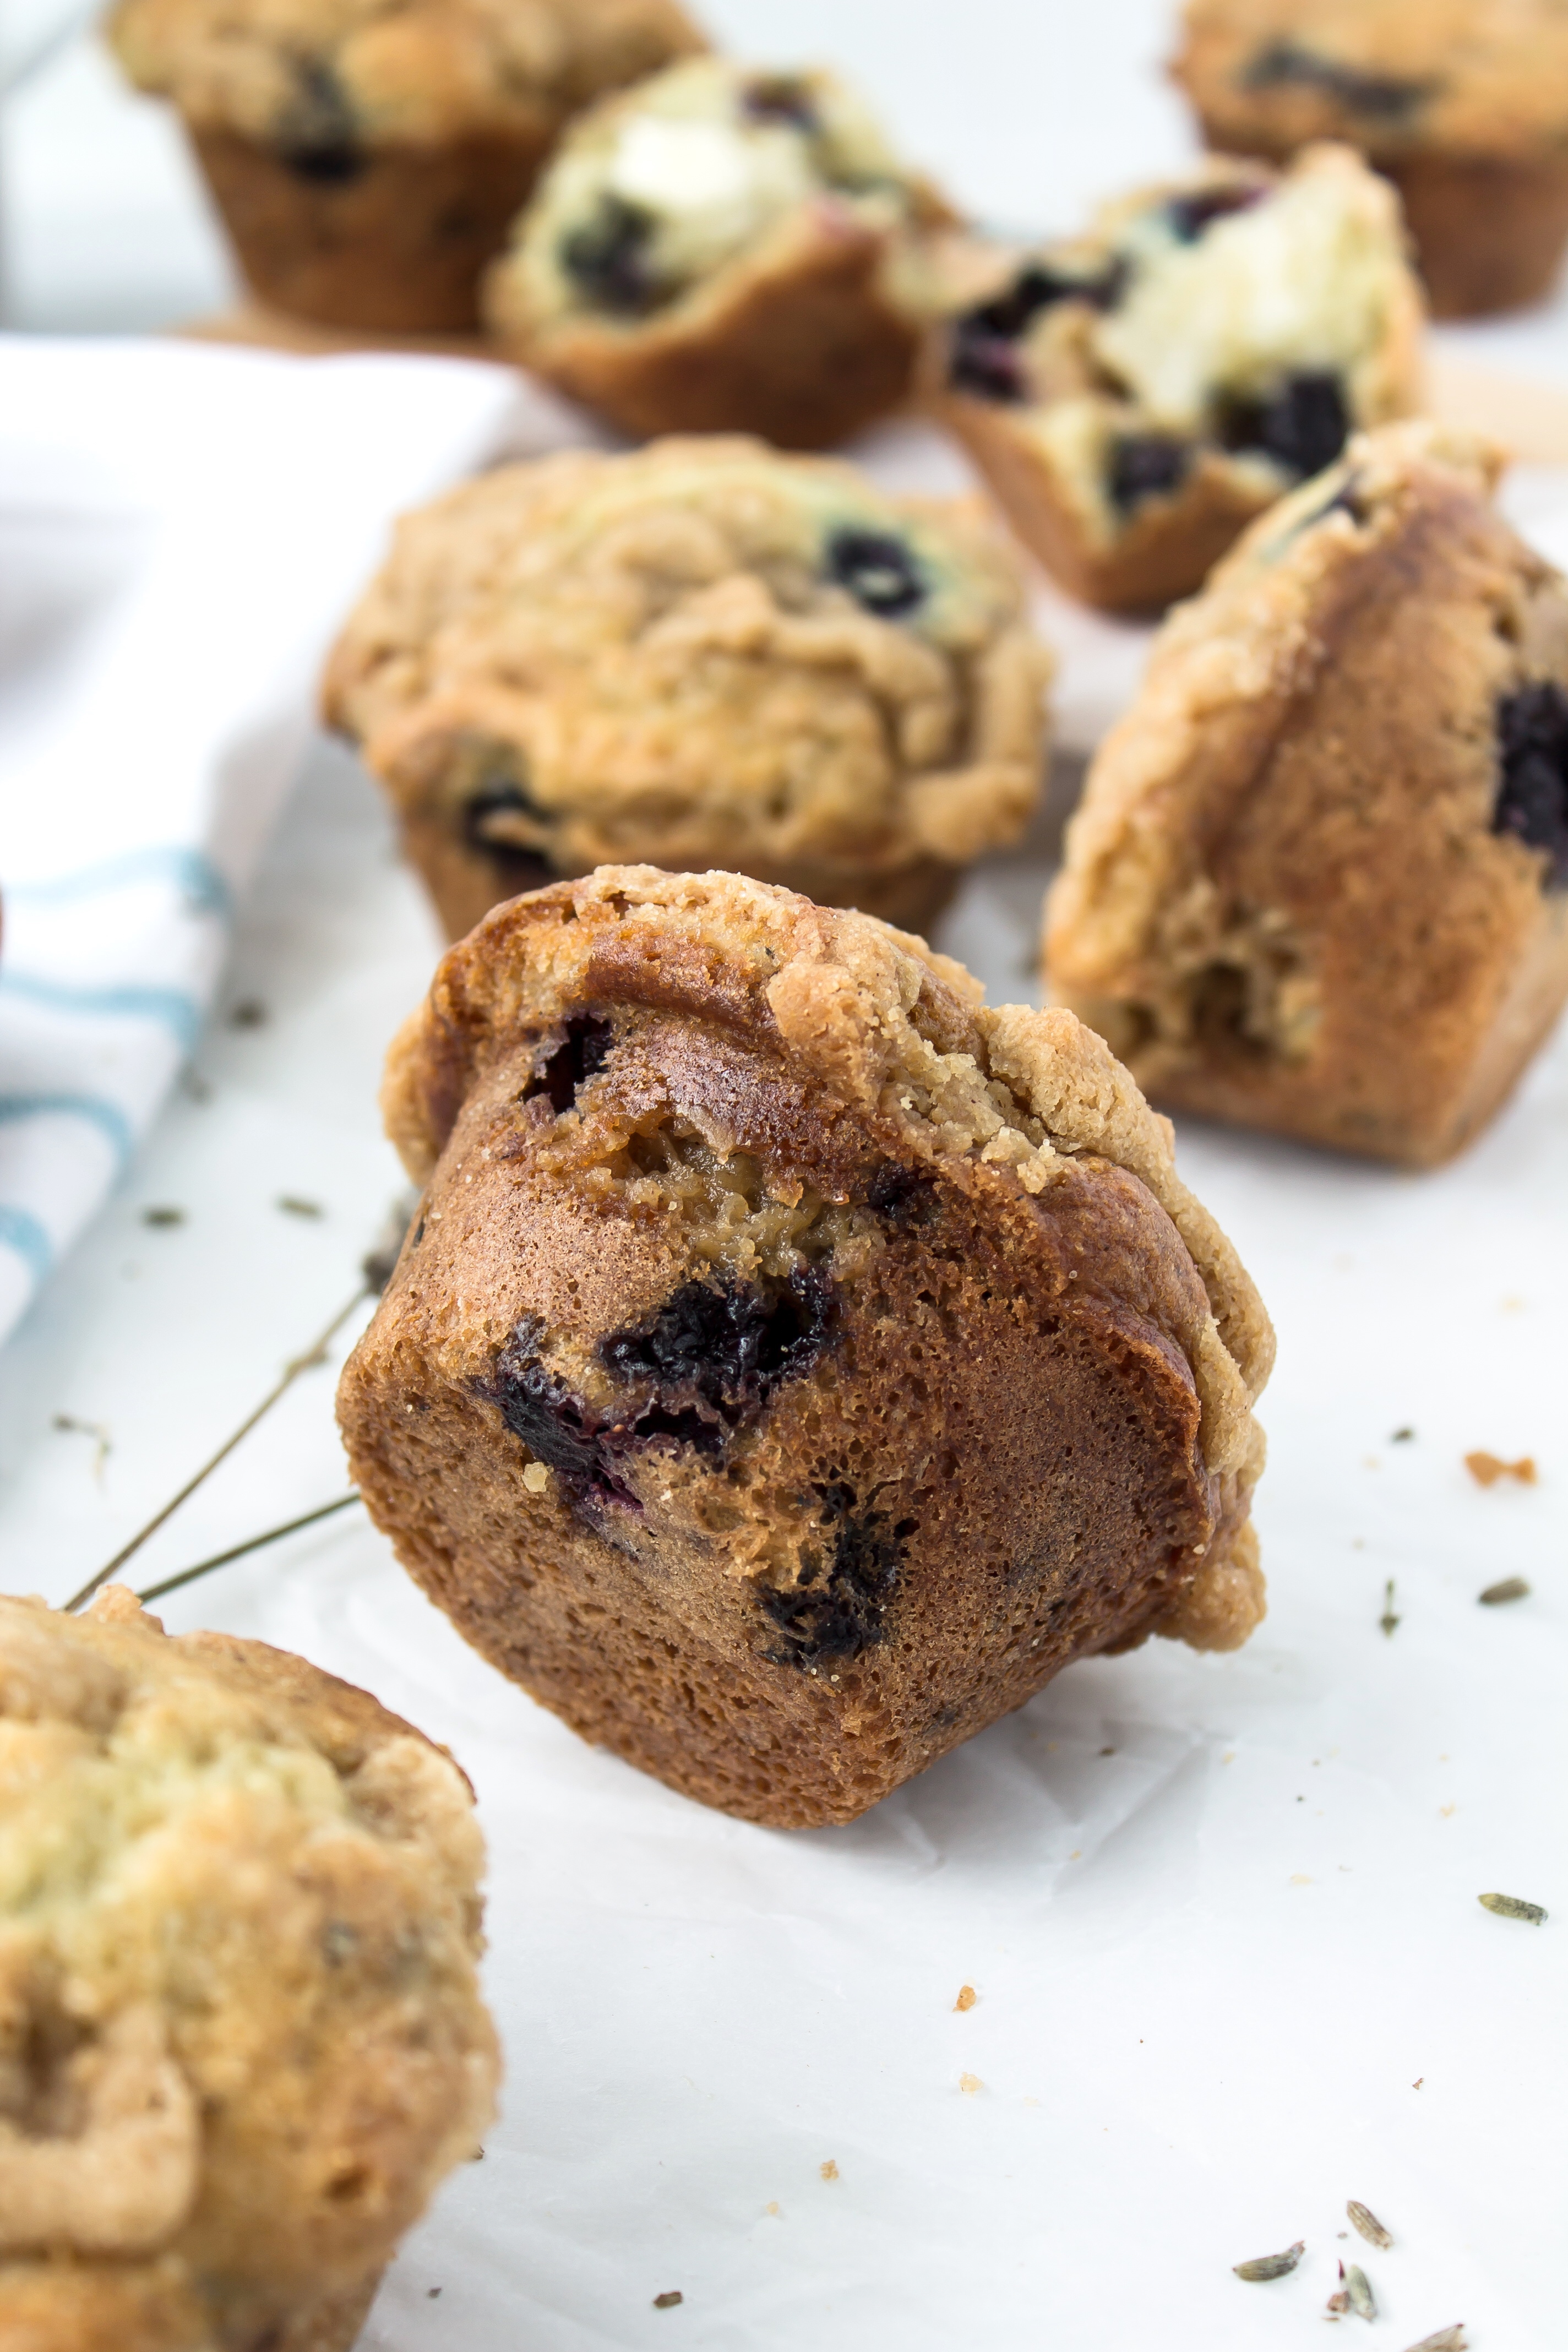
[0,335,569,1346]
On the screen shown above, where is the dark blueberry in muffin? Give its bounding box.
[1108,433,1191,515]
[757,1482,907,1667]
[742,75,818,132]
[1217,371,1349,481]
[1242,41,1437,126]
[276,61,362,183]
[528,1015,615,1116]
[601,1270,833,1413]
[1163,184,1265,243]
[463,777,555,891]
[826,528,925,617]
[949,262,1125,401]
[1495,683,1568,888]
[560,195,662,314]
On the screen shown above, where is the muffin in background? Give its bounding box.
[323,434,1052,940]
[0,1586,499,2352]
[1045,423,1568,1167]
[106,0,706,331]
[483,56,952,446]
[933,144,1422,613]
[339,866,1272,1829]
[1173,0,1568,318]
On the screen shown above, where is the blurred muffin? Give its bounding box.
[323,434,1052,940]
[1173,0,1568,317]
[337,867,1272,1830]
[483,56,952,445]
[1045,422,1568,1166]
[0,1586,498,2352]
[934,144,1422,612]
[106,0,706,331]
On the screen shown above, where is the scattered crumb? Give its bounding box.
[140,1205,186,1227]
[1098,1745,1115,1757]
[1290,1875,1313,1886]
[1440,1804,1457,1819]
[764,2202,780,2217]
[277,1195,325,1220]
[1479,1576,1531,1605]
[1391,1427,1415,1443]
[954,1984,977,2012]
[1412,2078,1423,2089]
[1363,1456,1381,1470]
[959,2073,982,2095]
[1464,1451,1537,1488]
[1022,2096,1039,2108]
[1068,1849,1082,1860]
[228,998,268,1028]
[819,2160,839,2182]
[426,2288,442,2300]
[1222,1752,1235,1765]
[652,2290,683,2310]
[1351,1537,1364,1550]
[1500,1293,1525,1313]
[521,1462,550,1494]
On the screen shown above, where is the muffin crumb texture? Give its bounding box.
[0,1589,498,2352]
[339,867,1272,1829]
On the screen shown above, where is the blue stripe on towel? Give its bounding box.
[0,1204,53,1279]
[0,1092,134,1164]
[3,846,232,917]
[0,972,203,1050]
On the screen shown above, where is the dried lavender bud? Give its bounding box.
[1479,1576,1531,1605]
[1401,2332,1467,2352]
[1346,2264,1376,2320]
[1479,1891,1547,1923]
[1347,2201,1393,2250]
[1233,2240,1304,2282]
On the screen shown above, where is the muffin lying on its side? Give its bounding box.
[935,144,1422,612]
[1173,0,1568,318]
[323,435,1052,941]
[337,867,1273,1831]
[484,57,951,446]
[106,0,705,331]
[1046,423,1568,1167]
[0,1587,498,2352]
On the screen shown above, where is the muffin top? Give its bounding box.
[0,1587,498,2351]
[1174,0,1568,158]
[106,0,706,150]
[491,55,945,330]
[946,144,1419,468]
[381,864,1274,1496]
[323,434,1051,884]
[1046,420,1568,1045]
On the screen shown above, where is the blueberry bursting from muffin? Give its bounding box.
[935,142,1423,612]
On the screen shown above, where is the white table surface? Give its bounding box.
[1,10,1565,2351]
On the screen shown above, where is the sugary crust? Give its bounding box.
[930,145,1423,613]
[107,0,705,148]
[324,437,1052,940]
[345,867,1271,1826]
[1174,0,1568,160]
[0,1590,498,2352]
[488,197,929,449]
[1045,420,1568,1164]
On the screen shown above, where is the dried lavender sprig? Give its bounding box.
[1401,2330,1466,2352]
[135,1493,363,1605]
[1233,2241,1303,2282]
[1347,2201,1393,2249]
[1346,2263,1376,2320]
[1479,1891,1547,1924]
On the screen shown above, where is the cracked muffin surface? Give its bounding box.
[323,435,1052,942]
[338,866,1273,1830]
[0,1588,498,2352]
[483,56,951,445]
[1045,422,1568,1166]
[106,0,705,330]
[935,143,1421,612]
[1173,0,1568,315]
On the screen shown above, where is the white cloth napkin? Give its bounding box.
[0,336,579,1346]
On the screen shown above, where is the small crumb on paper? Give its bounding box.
[959,2072,982,2095]
[1464,1451,1537,1488]
[819,2159,839,2181]
[652,2290,683,2309]
[764,2201,780,2217]
[954,1984,976,2012]
[1290,1874,1313,1886]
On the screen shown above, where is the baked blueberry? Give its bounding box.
[1495,683,1568,887]
[339,867,1273,1826]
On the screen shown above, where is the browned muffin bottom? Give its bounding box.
[1046,422,1568,1166]
[1172,0,1568,316]
[339,868,1272,1830]
[0,1588,499,2352]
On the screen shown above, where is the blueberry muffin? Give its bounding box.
[1045,423,1568,1167]
[106,0,705,332]
[322,435,1052,941]
[483,56,952,447]
[336,867,1273,1831]
[934,144,1422,613]
[1173,0,1568,317]
[0,1587,498,2352]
